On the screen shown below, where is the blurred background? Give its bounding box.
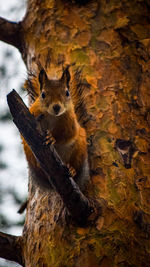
[0,0,27,266]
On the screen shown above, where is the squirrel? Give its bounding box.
[22,66,89,191]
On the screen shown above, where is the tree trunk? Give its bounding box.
[1,0,150,266]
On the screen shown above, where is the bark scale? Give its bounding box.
[1,0,150,266]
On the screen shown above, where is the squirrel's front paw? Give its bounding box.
[37,114,45,122]
[44,130,55,146]
[67,164,76,178]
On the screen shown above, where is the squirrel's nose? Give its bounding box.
[53,104,61,114]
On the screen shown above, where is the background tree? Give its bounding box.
[0,0,150,266]
[0,1,26,266]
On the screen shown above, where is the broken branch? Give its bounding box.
[0,17,23,51]
[7,89,93,226]
[0,232,24,266]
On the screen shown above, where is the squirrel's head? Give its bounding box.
[38,67,72,116]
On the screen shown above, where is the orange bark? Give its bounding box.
[1,0,150,266]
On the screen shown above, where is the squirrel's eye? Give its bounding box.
[66,89,70,97]
[41,92,46,99]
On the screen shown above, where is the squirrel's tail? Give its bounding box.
[71,67,90,127]
[24,71,40,101]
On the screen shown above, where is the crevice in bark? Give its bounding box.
[63,0,91,6]
[7,89,95,226]
[0,17,23,52]
[115,139,134,169]
[0,232,24,266]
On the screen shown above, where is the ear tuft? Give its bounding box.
[61,66,71,88]
[39,69,48,91]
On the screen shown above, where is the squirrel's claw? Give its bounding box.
[67,164,76,178]
[44,130,55,146]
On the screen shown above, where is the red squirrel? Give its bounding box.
[22,67,89,189]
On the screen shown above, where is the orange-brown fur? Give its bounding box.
[22,68,89,188]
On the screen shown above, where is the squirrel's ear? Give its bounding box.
[39,69,48,91]
[61,66,71,88]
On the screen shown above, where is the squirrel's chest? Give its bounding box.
[39,113,76,163]
[54,141,75,164]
